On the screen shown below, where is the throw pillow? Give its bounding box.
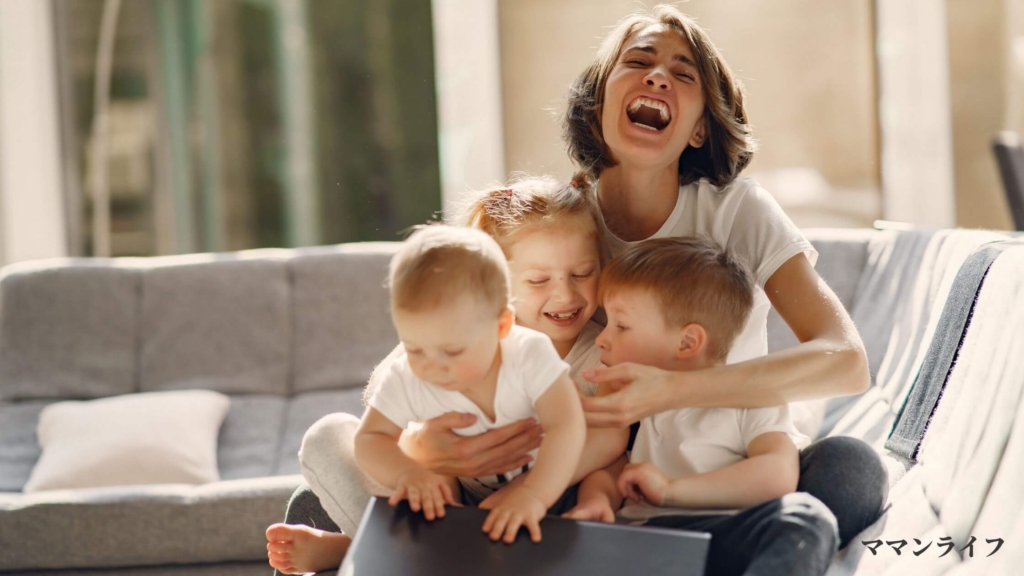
[23,389,231,492]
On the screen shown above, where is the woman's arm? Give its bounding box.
[398,414,543,477]
[581,254,870,427]
[619,432,799,509]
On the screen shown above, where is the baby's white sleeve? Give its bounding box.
[738,405,810,451]
[365,357,417,429]
[515,329,571,403]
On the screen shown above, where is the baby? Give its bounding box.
[354,224,586,544]
[567,237,839,576]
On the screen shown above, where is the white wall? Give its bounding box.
[431,0,506,216]
[0,0,68,265]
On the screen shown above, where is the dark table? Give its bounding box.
[339,497,710,576]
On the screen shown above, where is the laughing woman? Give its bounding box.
[566,5,887,550]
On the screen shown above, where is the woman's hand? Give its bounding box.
[400,413,543,478]
[580,363,681,427]
[617,462,670,506]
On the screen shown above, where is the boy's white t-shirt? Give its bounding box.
[620,405,810,521]
[601,177,826,438]
[565,320,604,397]
[366,325,569,500]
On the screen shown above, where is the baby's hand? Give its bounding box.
[389,467,456,521]
[617,462,670,506]
[562,497,615,523]
[481,485,547,544]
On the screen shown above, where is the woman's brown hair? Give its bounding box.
[563,5,756,186]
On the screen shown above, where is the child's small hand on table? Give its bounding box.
[562,496,615,523]
[617,462,670,506]
[481,485,547,544]
[389,467,456,521]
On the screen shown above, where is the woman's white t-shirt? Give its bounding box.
[601,177,825,438]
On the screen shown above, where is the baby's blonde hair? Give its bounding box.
[389,224,511,316]
[455,172,604,260]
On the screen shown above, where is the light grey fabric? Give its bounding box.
[824,467,957,576]
[298,413,387,535]
[0,261,139,401]
[886,236,1013,459]
[275,389,366,476]
[819,230,934,437]
[290,243,399,393]
[918,247,1024,549]
[217,395,289,481]
[139,257,291,395]
[0,400,52,492]
[827,230,1008,445]
[0,475,302,571]
[848,230,934,379]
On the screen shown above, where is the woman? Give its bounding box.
[562,5,886,550]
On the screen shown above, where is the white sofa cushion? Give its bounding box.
[23,389,230,492]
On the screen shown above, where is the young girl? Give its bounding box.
[267,175,628,574]
[458,174,606,395]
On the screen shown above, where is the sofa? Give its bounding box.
[0,228,1022,575]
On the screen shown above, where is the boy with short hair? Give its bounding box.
[354,225,586,544]
[565,237,839,576]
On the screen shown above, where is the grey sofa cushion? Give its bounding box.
[290,243,399,394]
[275,389,366,476]
[139,255,291,395]
[0,475,302,571]
[0,400,53,492]
[12,561,274,575]
[0,261,139,401]
[217,395,289,481]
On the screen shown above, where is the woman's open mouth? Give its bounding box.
[544,308,583,327]
[626,96,671,132]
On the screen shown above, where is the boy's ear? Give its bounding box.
[688,117,708,149]
[498,306,515,339]
[675,323,707,360]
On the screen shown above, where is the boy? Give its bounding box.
[354,225,586,544]
[565,237,839,576]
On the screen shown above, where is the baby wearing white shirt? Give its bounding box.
[354,225,586,545]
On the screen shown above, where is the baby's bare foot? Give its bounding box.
[266,523,352,575]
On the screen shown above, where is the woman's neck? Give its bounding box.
[598,163,680,242]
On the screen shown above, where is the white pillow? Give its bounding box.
[23,389,231,492]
